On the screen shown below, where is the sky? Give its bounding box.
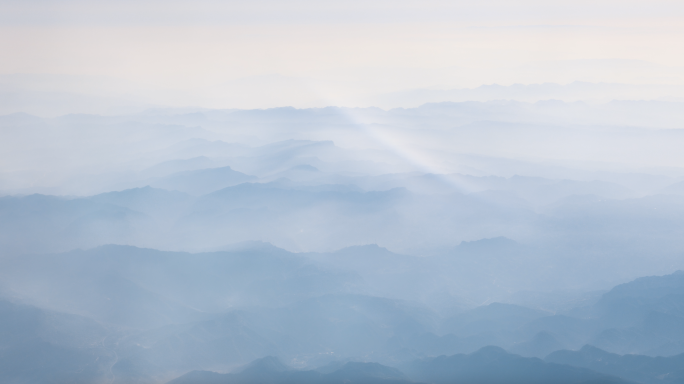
[1,0,684,110]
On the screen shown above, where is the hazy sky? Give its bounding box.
[2,0,684,109]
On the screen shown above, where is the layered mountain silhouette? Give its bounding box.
[0,245,682,382]
[169,356,412,384]
[589,271,684,355]
[403,346,632,384]
[0,244,358,325]
[148,166,257,195]
[169,356,411,384]
[3,96,684,384]
[0,299,116,384]
[169,349,632,384]
[547,345,684,384]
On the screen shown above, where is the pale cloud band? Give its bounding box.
[1,0,683,111]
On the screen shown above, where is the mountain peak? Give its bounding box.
[331,362,407,380]
[470,345,509,359]
[238,356,290,375]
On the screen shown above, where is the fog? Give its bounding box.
[3,0,684,383]
[2,95,684,383]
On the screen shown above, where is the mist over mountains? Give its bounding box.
[2,98,684,383]
[1,244,683,383]
[5,76,684,116]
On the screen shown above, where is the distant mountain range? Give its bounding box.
[2,100,684,384]
[169,348,633,384]
[372,82,684,108]
[0,242,683,383]
[547,345,684,384]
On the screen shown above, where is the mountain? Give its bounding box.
[518,315,600,351]
[167,356,413,384]
[588,271,684,355]
[426,237,550,305]
[0,244,358,325]
[0,246,682,382]
[597,270,684,321]
[0,299,116,384]
[662,180,684,195]
[440,302,551,337]
[180,182,411,251]
[373,83,684,110]
[104,293,436,380]
[546,345,684,384]
[0,250,206,329]
[402,346,632,384]
[0,193,151,254]
[509,331,567,358]
[89,186,194,217]
[239,293,437,363]
[149,166,257,195]
[305,245,433,301]
[110,314,281,383]
[506,271,684,356]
